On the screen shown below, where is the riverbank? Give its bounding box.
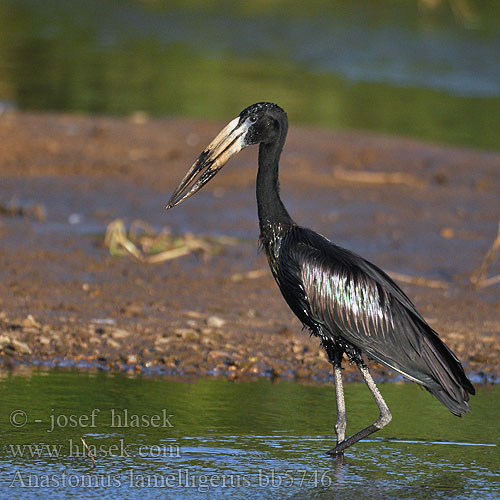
[0,111,498,383]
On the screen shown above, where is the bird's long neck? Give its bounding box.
[256,131,295,244]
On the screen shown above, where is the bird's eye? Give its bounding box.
[249,115,257,123]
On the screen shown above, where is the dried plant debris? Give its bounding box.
[80,437,97,468]
[386,270,449,290]
[0,197,46,221]
[470,220,500,289]
[231,269,268,282]
[332,167,426,188]
[104,219,241,263]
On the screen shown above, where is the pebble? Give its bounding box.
[126,354,138,364]
[174,328,200,341]
[91,318,116,325]
[304,353,319,362]
[10,339,33,355]
[120,303,143,317]
[22,327,40,335]
[206,316,225,328]
[110,328,132,339]
[21,315,41,329]
[183,310,204,319]
[207,350,232,360]
[440,227,455,239]
[106,338,121,349]
[317,349,327,360]
[155,336,173,345]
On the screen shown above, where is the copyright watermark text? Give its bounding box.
[9,408,174,432]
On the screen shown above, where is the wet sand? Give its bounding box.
[0,111,498,383]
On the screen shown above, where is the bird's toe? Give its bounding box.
[326,443,345,456]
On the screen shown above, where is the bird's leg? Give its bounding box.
[332,351,346,446]
[328,360,392,455]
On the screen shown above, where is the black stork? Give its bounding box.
[166,102,475,455]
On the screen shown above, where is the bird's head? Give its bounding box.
[166,102,286,209]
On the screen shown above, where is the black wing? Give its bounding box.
[275,226,474,416]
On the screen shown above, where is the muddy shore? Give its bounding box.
[0,111,498,383]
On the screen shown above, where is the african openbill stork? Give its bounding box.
[166,102,474,455]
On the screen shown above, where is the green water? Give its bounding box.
[0,370,498,499]
[1,0,500,150]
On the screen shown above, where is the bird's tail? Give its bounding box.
[419,329,475,416]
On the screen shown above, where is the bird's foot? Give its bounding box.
[326,442,346,456]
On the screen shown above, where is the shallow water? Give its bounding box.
[1,0,500,150]
[1,370,498,499]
